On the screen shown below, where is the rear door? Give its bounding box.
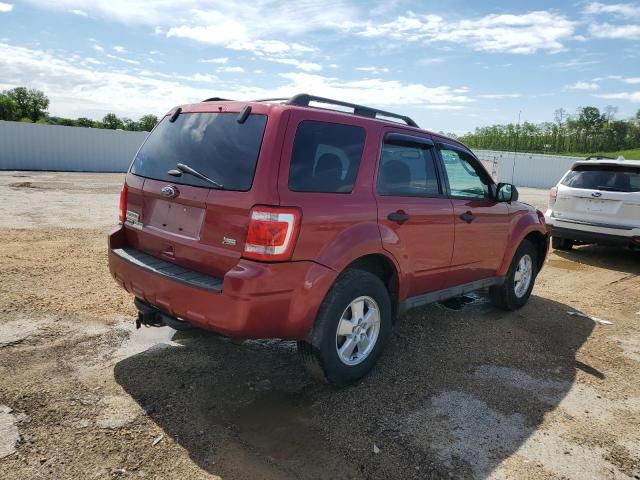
[375,130,455,297]
[436,143,510,285]
[123,108,277,278]
[552,163,640,230]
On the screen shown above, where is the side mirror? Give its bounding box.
[496,183,519,202]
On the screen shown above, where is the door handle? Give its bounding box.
[388,210,410,224]
[460,211,475,224]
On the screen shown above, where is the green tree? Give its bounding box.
[76,117,96,128]
[0,93,19,121]
[5,87,49,122]
[102,113,124,130]
[138,114,158,132]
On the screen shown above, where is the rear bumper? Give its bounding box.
[108,225,337,339]
[549,225,640,247]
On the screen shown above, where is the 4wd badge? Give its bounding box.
[222,236,237,246]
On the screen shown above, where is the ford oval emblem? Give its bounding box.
[161,185,178,198]
[591,191,602,198]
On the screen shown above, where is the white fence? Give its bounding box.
[0,121,582,188]
[476,150,579,189]
[0,120,148,172]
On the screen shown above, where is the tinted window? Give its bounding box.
[377,140,440,196]
[131,112,267,191]
[288,121,365,193]
[562,165,640,192]
[440,148,490,199]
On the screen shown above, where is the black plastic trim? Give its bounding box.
[399,276,505,314]
[112,247,223,292]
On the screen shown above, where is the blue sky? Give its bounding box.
[0,0,639,133]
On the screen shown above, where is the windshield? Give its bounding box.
[131,112,267,191]
[561,164,640,192]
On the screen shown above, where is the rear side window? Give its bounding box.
[562,165,640,192]
[288,121,365,193]
[377,139,440,196]
[131,112,267,191]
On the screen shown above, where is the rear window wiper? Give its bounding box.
[168,163,224,189]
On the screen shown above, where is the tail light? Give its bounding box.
[633,236,640,246]
[549,186,558,207]
[119,183,128,223]
[243,206,301,261]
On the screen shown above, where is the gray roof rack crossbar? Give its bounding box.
[285,93,419,127]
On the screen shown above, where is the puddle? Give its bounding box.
[547,259,585,271]
[111,324,179,361]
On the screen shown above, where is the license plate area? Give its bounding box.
[144,199,205,239]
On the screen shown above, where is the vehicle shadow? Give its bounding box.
[114,293,595,480]
[553,244,640,275]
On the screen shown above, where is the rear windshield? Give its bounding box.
[562,164,640,192]
[130,112,267,191]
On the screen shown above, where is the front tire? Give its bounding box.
[552,236,573,251]
[490,239,538,310]
[297,269,392,387]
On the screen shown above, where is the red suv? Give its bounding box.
[108,94,549,386]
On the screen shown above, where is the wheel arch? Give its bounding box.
[343,253,401,321]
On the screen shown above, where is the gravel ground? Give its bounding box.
[0,171,639,480]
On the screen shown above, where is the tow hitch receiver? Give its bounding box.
[134,298,192,330]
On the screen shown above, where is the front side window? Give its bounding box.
[440,148,491,199]
[288,121,365,193]
[377,139,440,196]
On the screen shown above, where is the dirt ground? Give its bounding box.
[0,171,639,480]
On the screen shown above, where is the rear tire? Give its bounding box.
[297,269,392,387]
[552,236,573,251]
[490,239,538,311]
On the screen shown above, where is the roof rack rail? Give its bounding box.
[202,97,235,102]
[284,93,419,127]
[252,93,419,127]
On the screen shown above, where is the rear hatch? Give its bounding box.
[122,106,276,279]
[552,162,640,230]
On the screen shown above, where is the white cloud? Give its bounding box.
[0,42,473,121]
[93,44,104,52]
[21,0,352,58]
[565,81,600,91]
[0,2,13,12]
[476,93,522,99]
[71,8,87,16]
[355,66,390,74]
[267,58,322,72]
[217,66,245,73]
[345,10,576,54]
[113,45,126,53]
[596,91,640,102]
[199,57,229,64]
[584,2,640,17]
[623,77,640,84]
[105,53,140,65]
[589,22,640,39]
